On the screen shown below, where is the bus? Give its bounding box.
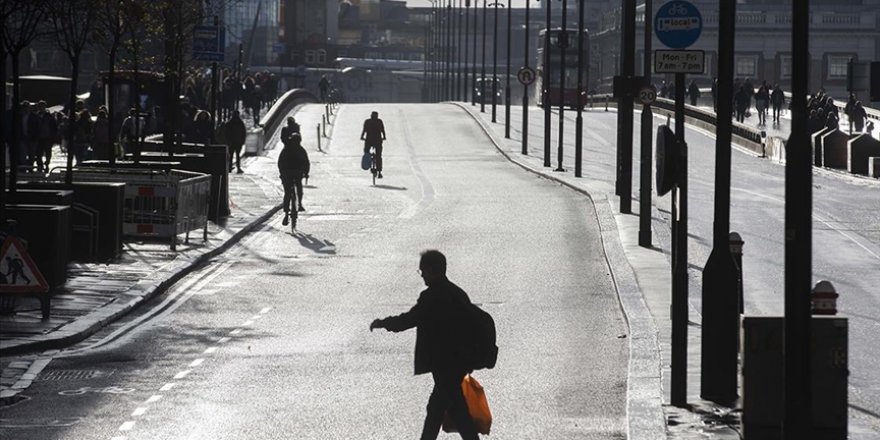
[536,28,589,109]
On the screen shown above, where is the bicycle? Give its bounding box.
[281,173,301,232]
[369,146,378,186]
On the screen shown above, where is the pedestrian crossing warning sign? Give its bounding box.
[0,236,49,293]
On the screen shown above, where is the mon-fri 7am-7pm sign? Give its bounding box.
[0,236,49,293]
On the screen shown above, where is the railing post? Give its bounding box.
[729,232,744,316]
[317,124,322,152]
[605,95,609,112]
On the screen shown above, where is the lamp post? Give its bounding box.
[491,1,500,122]
[446,0,453,100]
[574,0,584,177]
[504,0,512,138]
[555,0,567,172]
[431,2,438,102]
[454,0,461,101]
[522,0,530,155]
[472,0,479,105]
[464,0,471,102]
[543,0,552,167]
[481,0,487,112]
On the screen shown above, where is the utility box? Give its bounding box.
[742,316,848,440]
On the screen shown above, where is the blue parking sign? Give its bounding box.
[193,26,225,62]
[654,1,702,49]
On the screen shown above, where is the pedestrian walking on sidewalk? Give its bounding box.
[770,84,785,124]
[222,110,247,173]
[851,101,867,133]
[734,86,750,123]
[370,250,480,440]
[277,132,310,222]
[755,85,770,127]
[687,80,700,106]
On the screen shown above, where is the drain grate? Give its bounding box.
[37,369,115,381]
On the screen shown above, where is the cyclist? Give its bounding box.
[360,111,386,178]
[277,132,310,225]
[280,116,301,144]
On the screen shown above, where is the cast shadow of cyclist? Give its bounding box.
[294,233,337,254]
[371,184,407,191]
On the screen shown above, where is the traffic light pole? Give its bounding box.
[574,0,584,177]
[671,71,688,408]
[521,0,530,155]
[638,0,652,245]
[617,0,635,213]
[555,0,567,172]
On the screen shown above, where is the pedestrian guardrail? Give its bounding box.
[36,168,210,250]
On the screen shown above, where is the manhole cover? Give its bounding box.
[37,369,115,381]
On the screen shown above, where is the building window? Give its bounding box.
[317,49,326,65]
[827,56,851,79]
[305,50,316,64]
[735,56,756,78]
[779,55,792,79]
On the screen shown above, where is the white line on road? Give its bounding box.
[145,395,163,404]
[260,307,272,314]
[174,369,191,379]
[131,407,147,417]
[111,436,127,440]
[218,337,232,344]
[159,383,176,391]
[251,315,263,320]
[204,347,218,354]
[241,320,254,326]
[118,421,135,431]
[229,329,243,335]
[189,359,205,367]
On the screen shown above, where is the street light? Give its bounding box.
[522,0,531,155]
[555,0,567,172]
[481,0,487,113]
[472,0,479,106]
[490,1,502,122]
[464,0,471,102]
[504,0,512,138]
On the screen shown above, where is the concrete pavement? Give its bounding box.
[4,98,745,439]
[0,104,327,405]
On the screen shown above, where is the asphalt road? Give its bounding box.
[493,102,880,435]
[0,104,628,440]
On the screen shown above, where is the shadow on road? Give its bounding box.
[372,184,407,191]
[296,233,337,254]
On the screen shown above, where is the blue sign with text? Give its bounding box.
[654,1,702,49]
[193,26,225,62]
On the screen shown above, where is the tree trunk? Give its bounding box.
[1,43,7,221]
[65,57,80,186]
[10,51,22,194]
[108,47,117,167]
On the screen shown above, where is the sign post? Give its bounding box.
[654,0,702,408]
[192,26,225,62]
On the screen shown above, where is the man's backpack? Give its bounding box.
[466,304,498,370]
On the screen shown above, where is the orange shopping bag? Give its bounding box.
[441,374,493,435]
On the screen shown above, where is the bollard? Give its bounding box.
[812,280,838,315]
[325,105,330,121]
[760,130,767,158]
[605,95,609,112]
[322,115,327,137]
[729,232,745,315]
[316,124,322,152]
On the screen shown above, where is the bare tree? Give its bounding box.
[45,0,99,184]
[1,0,46,199]
[93,0,139,167]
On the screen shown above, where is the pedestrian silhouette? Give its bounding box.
[370,250,480,440]
[6,256,30,284]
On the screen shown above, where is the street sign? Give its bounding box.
[0,236,49,293]
[638,85,657,105]
[654,50,705,74]
[654,1,703,49]
[517,66,537,86]
[192,25,225,62]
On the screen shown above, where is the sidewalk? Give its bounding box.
[0,104,324,405]
[455,102,742,440]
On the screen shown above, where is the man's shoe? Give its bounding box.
[298,205,306,212]
[282,213,289,226]
[236,168,243,174]
[378,172,383,179]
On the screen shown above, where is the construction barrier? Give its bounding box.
[37,168,210,250]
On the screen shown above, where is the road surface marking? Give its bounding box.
[145,395,162,404]
[118,421,135,431]
[218,337,232,344]
[189,359,205,367]
[204,347,218,354]
[131,407,147,417]
[159,383,176,391]
[241,320,254,326]
[260,307,272,314]
[229,329,243,335]
[174,369,191,379]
